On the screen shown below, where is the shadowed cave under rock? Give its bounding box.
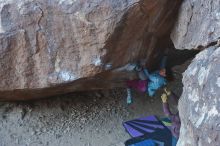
[0,49,199,146]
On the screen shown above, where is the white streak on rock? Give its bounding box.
[115,63,137,71]
[92,56,102,66]
[217,77,220,87]
[55,58,61,72]
[105,64,112,70]
[195,103,199,112]
[0,24,4,33]
[58,0,77,5]
[190,66,198,76]
[208,137,212,143]
[195,113,205,128]
[198,66,210,86]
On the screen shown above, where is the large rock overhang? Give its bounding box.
[0,0,182,100]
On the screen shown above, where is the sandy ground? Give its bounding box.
[0,67,184,146]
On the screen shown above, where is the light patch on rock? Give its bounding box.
[195,113,205,128]
[215,12,220,20]
[74,12,91,25]
[210,87,215,96]
[58,0,77,5]
[115,63,136,72]
[105,63,112,70]
[0,24,4,33]
[201,104,208,114]
[92,56,102,66]
[195,103,199,112]
[55,58,61,72]
[188,89,199,102]
[177,122,193,146]
[208,27,215,34]
[208,137,212,143]
[190,66,198,76]
[216,77,220,87]
[208,106,218,118]
[198,67,210,86]
[59,71,76,82]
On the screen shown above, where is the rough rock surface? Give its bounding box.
[171,0,220,145]
[0,0,181,100]
[171,0,220,49]
[178,46,220,146]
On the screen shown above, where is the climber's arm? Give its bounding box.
[170,92,179,105]
[165,88,179,105]
[143,68,155,81]
[161,93,172,116]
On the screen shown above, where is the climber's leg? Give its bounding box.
[126,88,132,104]
[126,80,147,92]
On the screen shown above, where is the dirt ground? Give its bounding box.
[0,65,184,146]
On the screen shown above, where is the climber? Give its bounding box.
[161,88,180,146]
[126,56,168,104]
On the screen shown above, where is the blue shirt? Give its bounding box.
[143,69,167,96]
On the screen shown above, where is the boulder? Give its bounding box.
[171,0,220,145]
[171,0,220,49]
[0,0,182,100]
[178,46,220,146]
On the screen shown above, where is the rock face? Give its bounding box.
[172,0,220,145]
[171,0,220,49]
[0,0,181,100]
[178,46,220,146]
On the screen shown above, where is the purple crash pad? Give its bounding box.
[123,115,167,138]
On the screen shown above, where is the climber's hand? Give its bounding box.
[164,88,171,96]
[161,93,168,103]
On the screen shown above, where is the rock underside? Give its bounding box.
[0,0,181,100]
